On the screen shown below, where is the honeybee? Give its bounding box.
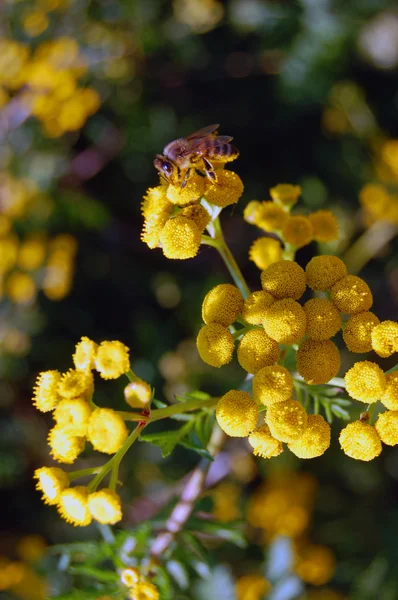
[153,124,239,188]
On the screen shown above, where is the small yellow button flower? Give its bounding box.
[303,298,341,340]
[339,421,382,461]
[48,425,86,464]
[180,204,211,231]
[87,408,128,454]
[345,361,386,403]
[160,216,202,259]
[236,574,271,600]
[53,398,92,437]
[331,275,373,314]
[196,323,234,367]
[381,372,398,410]
[375,411,398,446]
[371,320,398,358]
[58,369,93,399]
[124,378,152,408]
[121,567,140,587]
[205,170,244,207]
[243,200,263,225]
[141,185,171,219]
[95,340,130,379]
[343,311,380,353]
[167,173,205,206]
[88,488,122,524]
[73,336,98,371]
[296,339,341,385]
[202,283,244,326]
[6,271,37,304]
[216,390,258,437]
[141,212,170,249]
[18,235,46,271]
[249,237,282,271]
[305,255,347,291]
[263,298,307,344]
[255,201,288,232]
[281,215,313,249]
[237,329,280,374]
[129,581,159,600]
[33,370,62,412]
[260,260,306,300]
[252,365,293,406]
[288,414,331,459]
[34,466,69,505]
[294,544,336,586]
[308,210,339,242]
[57,486,92,527]
[266,399,308,443]
[242,290,275,325]
[248,424,283,458]
[270,183,301,208]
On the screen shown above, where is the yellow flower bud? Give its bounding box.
[297,339,341,385]
[371,320,398,358]
[343,311,380,353]
[242,290,275,325]
[269,183,301,207]
[249,237,282,271]
[288,414,331,458]
[248,424,283,458]
[202,283,244,326]
[124,378,152,408]
[260,260,306,300]
[34,466,69,505]
[339,421,382,461]
[53,398,92,436]
[57,486,92,527]
[180,204,211,231]
[281,215,313,249]
[18,235,46,271]
[33,370,62,412]
[160,216,202,259]
[48,425,86,464]
[263,298,307,344]
[294,544,336,586]
[303,298,341,340]
[252,365,293,406]
[237,329,280,374]
[95,340,130,379]
[88,488,122,524]
[167,173,205,206]
[87,408,128,454]
[6,271,36,304]
[331,275,373,314]
[216,390,258,437]
[266,399,307,443]
[345,361,386,403]
[73,336,98,371]
[380,372,398,410]
[375,411,398,446]
[236,574,271,600]
[129,581,159,600]
[308,210,339,242]
[205,170,244,207]
[196,323,234,367]
[305,255,347,291]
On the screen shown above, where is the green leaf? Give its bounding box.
[140,422,193,457]
[331,404,351,420]
[179,434,214,461]
[152,398,168,408]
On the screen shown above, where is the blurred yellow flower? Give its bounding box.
[249,236,282,270]
[270,183,301,208]
[281,215,313,249]
[6,271,36,304]
[129,581,159,600]
[22,9,49,37]
[121,567,140,587]
[308,210,339,243]
[295,543,336,586]
[236,574,271,600]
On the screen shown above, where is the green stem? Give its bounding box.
[125,368,137,383]
[150,397,218,422]
[69,566,118,583]
[68,467,101,481]
[282,243,296,261]
[232,325,260,340]
[342,220,397,274]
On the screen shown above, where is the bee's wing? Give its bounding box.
[185,124,220,140]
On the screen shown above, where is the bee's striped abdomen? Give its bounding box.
[208,142,239,162]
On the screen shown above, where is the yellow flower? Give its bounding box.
[288,415,331,459]
[343,311,380,353]
[202,283,244,326]
[252,365,293,406]
[263,298,307,344]
[6,272,36,304]
[57,486,92,527]
[129,581,159,600]
[375,411,398,446]
[308,210,339,243]
[87,408,128,454]
[339,421,382,461]
[296,339,341,385]
[250,201,288,232]
[121,567,140,587]
[359,183,390,220]
[331,275,373,314]
[216,390,258,437]
[141,185,171,219]
[48,425,86,464]
[23,9,49,37]
[0,234,18,274]
[243,200,263,225]
[204,170,244,207]
[17,534,47,563]
[304,298,341,340]
[270,183,301,208]
[34,467,69,505]
[294,544,336,586]
[381,372,398,410]
[73,336,98,371]
[236,574,271,600]
[261,260,306,300]
[160,216,202,259]
[180,204,211,231]
[196,323,234,367]
[249,236,282,270]
[266,399,307,443]
[33,370,62,412]
[141,213,170,249]
[124,378,152,408]
[18,235,46,271]
[95,340,130,379]
[237,329,280,374]
[382,139,398,175]
[248,424,283,458]
[345,361,386,403]
[371,320,398,358]
[281,215,313,249]
[241,290,275,325]
[53,398,92,436]
[88,488,122,524]
[305,255,347,291]
[167,173,205,206]
[58,369,93,399]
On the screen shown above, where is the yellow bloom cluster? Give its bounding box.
[359,183,398,227]
[120,568,160,600]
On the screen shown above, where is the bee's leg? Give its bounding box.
[203,158,217,184]
[181,167,194,189]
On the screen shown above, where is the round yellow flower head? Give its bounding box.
[252,365,293,406]
[141,185,172,219]
[6,271,36,304]
[288,414,331,459]
[281,215,313,249]
[237,329,280,374]
[261,260,306,300]
[243,200,263,225]
[196,323,234,367]
[17,534,47,563]
[248,424,283,458]
[180,204,211,231]
[95,340,130,379]
[236,574,271,600]
[33,370,62,412]
[160,216,202,259]
[129,581,159,600]
[34,466,69,505]
[242,290,275,325]
[249,237,282,271]
[266,399,308,443]
[270,183,301,208]
[381,373,398,410]
[58,486,92,527]
[216,390,258,437]
[303,298,341,340]
[18,235,46,271]
[124,378,152,408]
[202,283,244,326]
[0,234,18,274]
[375,411,398,446]
[53,398,92,437]
[305,255,347,291]
[294,544,336,586]
[58,369,93,399]
[205,170,244,207]
[263,298,307,344]
[345,361,386,403]
[166,173,205,206]
[371,321,398,358]
[141,212,170,249]
[255,201,288,232]
[121,567,140,587]
[308,210,339,243]
[73,336,98,371]
[88,488,122,524]
[87,408,128,454]
[339,421,382,461]
[331,275,373,314]
[359,183,390,218]
[296,339,341,385]
[343,311,380,353]
[48,425,86,464]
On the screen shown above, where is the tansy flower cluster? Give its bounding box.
[359,182,398,227]
[120,567,160,600]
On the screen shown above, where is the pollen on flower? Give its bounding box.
[33,370,62,412]
[288,414,331,459]
[58,369,93,399]
[204,170,244,207]
[296,339,341,385]
[308,210,339,242]
[129,581,159,600]
[53,398,92,437]
[249,237,282,271]
[87,408,128,454]
[343,311,380,353]
[124,378,152,408]
[166,173,205,206]
[121,567,140,587]
[34,467,69,505]
[270,183,301,208]
[331,274,373,314]
[260,260,306,300]
[248,424,283,458]
[95,340,130,379]
[303,298,341,340]
[88,488,122,524]
[73,336,98,371]
[180,204,211,231]
[216,390,258,437]
[236,574,271,600]
[305,255,347,291]
[160,215,202,259]
[339,421,382,461]
[202,283,244,326]
[57,486,92,527]
[266,399,308,443]
[375,411,398,446]
[241,290,275,325]
[252,365,293,406]
[48,425,86,464]
[371,321,398,358]
[281,215,313,249]
[263,298,307,344]
[380,373,398,410]
[196,323,234,367]
[344,361,386,403]
[237,329,280,374]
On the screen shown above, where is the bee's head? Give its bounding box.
[154,155,174,181]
